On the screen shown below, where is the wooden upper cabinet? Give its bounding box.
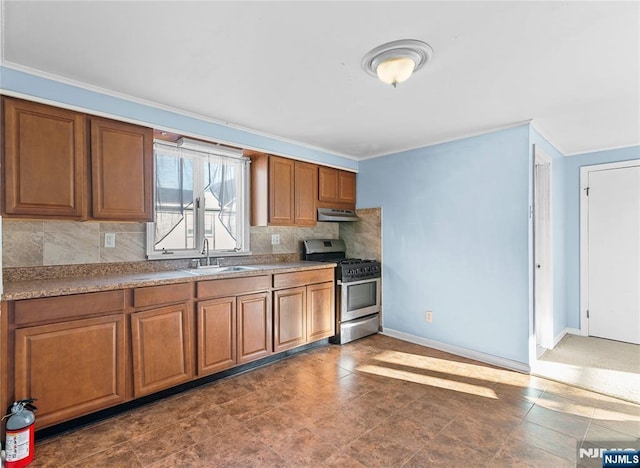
[338,170,356,205]
[294,161,317,226]
[90,117,153,221]
[250,151,318,227]
[2,97,87,219]
[1,97,154,221]
[318,166,356,208]
[318,166,339,203]
[268,156,295,225]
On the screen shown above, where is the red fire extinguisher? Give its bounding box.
[3,399,37,468]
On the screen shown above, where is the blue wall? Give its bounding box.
[0,66,358,171]
[562,146,640,330]
[358,125,532,364]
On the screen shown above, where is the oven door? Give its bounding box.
[339,278,381,322]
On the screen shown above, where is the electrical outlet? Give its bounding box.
[425,311,433,323]
[104,233,116,248]
[271,234,280,245]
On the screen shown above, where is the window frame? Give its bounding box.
[146,140,251,260]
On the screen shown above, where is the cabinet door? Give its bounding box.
[197,297,236,376]
[237,292,272,364]
[269,156,295,225]
[90,117,153,221]
[273,287,306,352]
[307,281,336,342]
[14,315,126,429]
[318,166,339,203]
[318,166,356,207]
[2,97,86,219]
[294,161,317,226]
[338,170,356,204]
[131,304,193,397]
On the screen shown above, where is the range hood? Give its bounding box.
[317,208,360,222]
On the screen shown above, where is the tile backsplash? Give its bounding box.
[2,209,381,269]
[2,219,339,268]
[341,208,382,261]
[249,223,339,256]
[2,220,147,267]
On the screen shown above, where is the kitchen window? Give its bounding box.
[146,140,250,259]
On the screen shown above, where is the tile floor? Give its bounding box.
[32,335,640,467]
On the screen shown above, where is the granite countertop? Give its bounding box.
[2,261,335,301]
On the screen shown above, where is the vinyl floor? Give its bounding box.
[32,334,640,467]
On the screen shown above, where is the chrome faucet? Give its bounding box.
[201,239,210,266]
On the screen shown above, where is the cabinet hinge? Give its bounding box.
[586,310,589,318]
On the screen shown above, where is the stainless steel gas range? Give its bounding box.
[303,239,381,344]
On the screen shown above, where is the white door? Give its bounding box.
[534,148,553,352]
[585,163,640,344]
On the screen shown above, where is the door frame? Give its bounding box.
[579,159,640,336]
[533,145,553,354]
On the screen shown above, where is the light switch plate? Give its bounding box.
[104,232,116,248]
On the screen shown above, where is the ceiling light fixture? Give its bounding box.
[362,39,433,88]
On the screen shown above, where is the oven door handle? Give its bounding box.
[337,277,381,286]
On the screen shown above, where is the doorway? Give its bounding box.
[533,146,553,356]
[580,160,640,344]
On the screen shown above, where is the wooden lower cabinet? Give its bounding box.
[197,297,237,376]
[14,315,126,429]
[307,281,335,342]
[237,292,272,364]
[273,281,335,352]
[3,268,335,431]
[130,304,193,397]
[273,287,306,352]
[273,281,335,351]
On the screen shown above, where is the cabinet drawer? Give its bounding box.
[197,275,270,299]
[14,290,125,327]
[133,282,192,308]
[273,269,334,289]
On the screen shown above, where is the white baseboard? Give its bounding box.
[552,327,581,348]
[381,328,530,374]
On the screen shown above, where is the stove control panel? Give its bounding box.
[338,261,381,282]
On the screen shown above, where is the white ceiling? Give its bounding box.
[2,1,639,159]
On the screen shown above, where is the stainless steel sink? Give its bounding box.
[183,265,258,275]
[218,266,258,272]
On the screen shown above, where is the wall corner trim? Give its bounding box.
[381,328,531,374]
